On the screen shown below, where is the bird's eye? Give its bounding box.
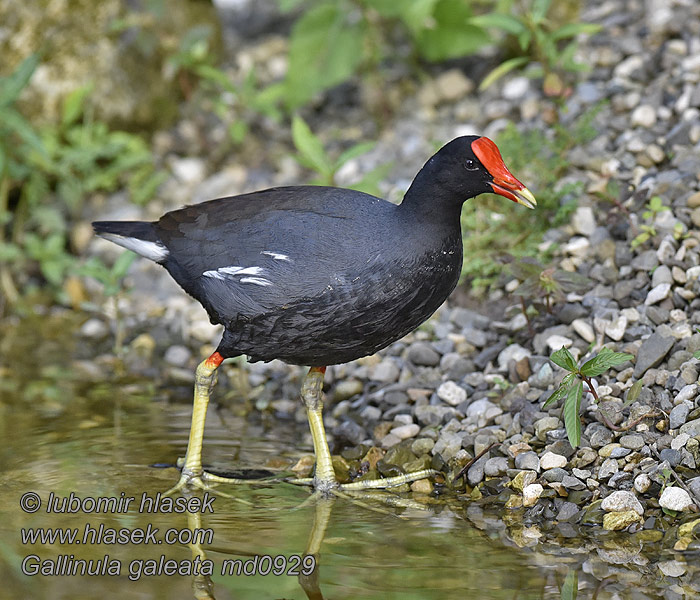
[465,159,478,171]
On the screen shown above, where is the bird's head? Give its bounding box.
[417,135,537,210]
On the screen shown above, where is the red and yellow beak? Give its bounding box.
[472,137,537,209]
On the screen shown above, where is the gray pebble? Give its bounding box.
[514,451,540,472]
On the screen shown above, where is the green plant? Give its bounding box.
[473,0,601,96]
[0,54,163,311]
[292,115,392,195]
[509,257,591,314]
[460,103,605,289]
[164,26,283,146]
[545,346,633,447]
[277,0,490,110]
[631,195,670,248]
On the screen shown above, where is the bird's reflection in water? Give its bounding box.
[182,490,334,600]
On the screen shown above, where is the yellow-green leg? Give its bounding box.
[300,367,437,495]
[166,352,252,495]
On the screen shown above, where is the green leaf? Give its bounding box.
[111,251,137,279]
[0,53,39,107]
[2,107,47,157]
[564,379,583,448]
[335,141,376,170]
[62,83,94,127]
[531,0,552,24]
[470,13,527,35]
[478,56,529,90]
[349,161,393,197]
[284,3,366,109]
[543,373,575,408]
[561,569,578,600]
[550,22,602,41]
[550,346,577,372]
[414,0,489,62]
[292,115,333,175]
[622,379,643,409]
[580,347,634,377]
[397,0,439,35]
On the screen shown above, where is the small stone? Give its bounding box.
[514,451,540,472]
[599,458,619,479]
[659,448,681,467]
[410,478,433,494]
[522,483,544,507]
[437,381,467,406]
[659,486,694,512]
[433,69,474,102]
[645,283,671,305]
[652,265,673,286]
[557,502,580,522]
[547,335,573,351]
[511,470,537,492]
[675,384,697,404]
[670,404,690,429]
[605,315,628,341]
[484,457,509,476]
[658,560,686,578]
[620,434,645,450]
[540,452,567,470]
[572,206,596,235]
[164,345,191,367]
[497,344,531,370]
[502,76,530,100]
[671,433,691,451]
[572,319,595,343]
[370,359,400,383]
[407,342,441,366]
[601,490,644,515]
[562,475,586,490]
[631,105,657,128]
[634,473,651,493]
[634,328,675,377]
[380,433,402,448]
[391,424,420,440]
[534,417,561,441]
[411,438,434,455]
[603,510,643,530]
[80,318,109,340]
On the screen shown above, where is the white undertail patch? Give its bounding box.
[99,233,168,262]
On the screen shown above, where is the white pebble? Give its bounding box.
[522,483,544,507]
[644,282,671,305]
[659,486,695,512]
[601,490,644,515]
[572,319,595,343]
[540,452,567,470]
[631,104,657,128]
[437,381,467,406]
[391,424,420,440]
[634,473,651,494]
[546,335,573,351]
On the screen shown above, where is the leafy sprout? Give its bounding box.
[291,115,391,196]
[545,346,634,447]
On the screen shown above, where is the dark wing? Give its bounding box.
[154,186,394,322]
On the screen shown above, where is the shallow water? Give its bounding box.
[0,315,687,599]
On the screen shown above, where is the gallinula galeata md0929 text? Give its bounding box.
[94,136,536,494]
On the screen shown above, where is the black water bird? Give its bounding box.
[93,135,536,494]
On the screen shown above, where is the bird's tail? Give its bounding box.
[92,221,168,263]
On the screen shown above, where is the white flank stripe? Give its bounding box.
[261,251,291,261]
[100,233,168,262]
[239,277,272,287]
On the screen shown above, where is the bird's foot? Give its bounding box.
[291,468,438,495]
[164,466,256,497]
